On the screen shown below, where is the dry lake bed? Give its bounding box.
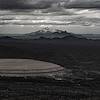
[0,59,65,77]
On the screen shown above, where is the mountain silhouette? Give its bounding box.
[23,28,86,40]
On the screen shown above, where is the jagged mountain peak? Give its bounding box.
[27,28,70,35]
[23,28,86,40]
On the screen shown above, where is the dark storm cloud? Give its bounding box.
[0,0,31,9]
[0,0,100,10]
[65,0,100,8]
[0,0,60,10]
[0,0,52,9]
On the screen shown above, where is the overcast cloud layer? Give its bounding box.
[0,0,100,10]
[0,0,100,34]
[0,9,100,27]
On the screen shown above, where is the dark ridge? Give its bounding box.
[0,36,16,40]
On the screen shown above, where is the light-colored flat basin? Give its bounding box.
[0,59,64,77]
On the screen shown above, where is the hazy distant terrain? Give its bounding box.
[81,34,100,40]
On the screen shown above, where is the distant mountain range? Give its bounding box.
[24,29,85,40]
[0,28,100,40]
[0,29,85,40]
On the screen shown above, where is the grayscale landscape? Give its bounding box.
[0,0,100,100]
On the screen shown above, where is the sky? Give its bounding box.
[0,0,100,34]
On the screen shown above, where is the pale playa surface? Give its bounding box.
[0,59,64,73]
